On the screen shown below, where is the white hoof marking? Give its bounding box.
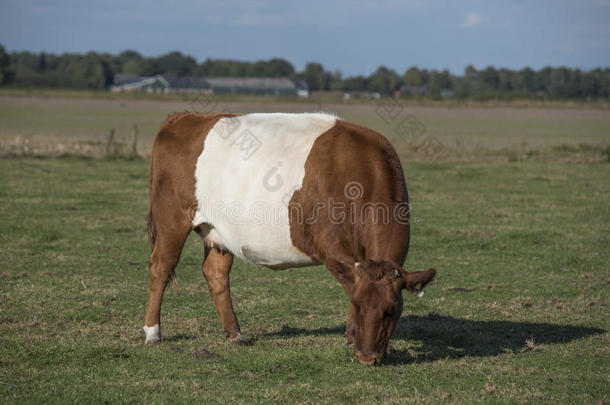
[230,332,247,343]
[143,324,160,343]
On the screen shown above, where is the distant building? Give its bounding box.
[202,77,309,97]
[440,89,454,98]
[165,76,211,93]
[400,85,428,96]
[110,74,170,93]
[110,74,309,97]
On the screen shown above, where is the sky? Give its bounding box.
[1,0,609,76]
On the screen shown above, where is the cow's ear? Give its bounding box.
[325,258,357,297]
[398,268,437,293]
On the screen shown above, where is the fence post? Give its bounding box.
[132,124,139,157]
[106,129,116,159]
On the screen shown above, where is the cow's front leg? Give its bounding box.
[323,258,357,345]
[202,245,245,342]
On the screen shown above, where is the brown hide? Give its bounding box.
[289,119,410,266]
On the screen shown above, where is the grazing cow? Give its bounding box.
[144,112,436,365]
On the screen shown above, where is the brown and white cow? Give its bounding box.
[143,112,436,365]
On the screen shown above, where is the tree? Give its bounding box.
[115,50,143,75]
[329,69,343,90]
[520,67,535,94]
[451,76,470,98]
[154,51,196,77]
[535,67,553,95]
[197,59,248,76]
[118,50,143,65]
[427,69,451,96]
[497,68,513,92]
[600,69,610,98]
[507,70,526,94]
[1,46,608,100]
[122,59,141,75]
[302,62,325,91]
[427,70,442,96]
[340,75,367,91]
[479,66,499,91]
[549,67,570,98]
[265,58,295,77]
[0,44,13,84]
[10,51,43,86]
[464,65,477,81]
[403,66,424,86]
[368,66,400,93]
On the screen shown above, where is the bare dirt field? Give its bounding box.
[1,94,609,161]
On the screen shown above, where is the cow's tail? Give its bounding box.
[146,210,156,252]
[147,138,157,253]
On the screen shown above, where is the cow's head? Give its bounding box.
[329,259,436,365]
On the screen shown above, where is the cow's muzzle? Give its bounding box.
[355,350,384,365]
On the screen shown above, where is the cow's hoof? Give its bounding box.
[346,335,354,345]
[143,324,161,344]
[230,332,252,346]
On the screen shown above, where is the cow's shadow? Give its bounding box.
[264,314,605,365]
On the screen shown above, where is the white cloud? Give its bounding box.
[459,12,482,28]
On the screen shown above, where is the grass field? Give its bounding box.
[1,155,608,403]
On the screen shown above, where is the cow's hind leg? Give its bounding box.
[143,214,191,343]
[202,243,246,343]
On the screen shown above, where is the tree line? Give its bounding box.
[1,44,608,100]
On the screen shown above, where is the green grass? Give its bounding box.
[0,158,608,404]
